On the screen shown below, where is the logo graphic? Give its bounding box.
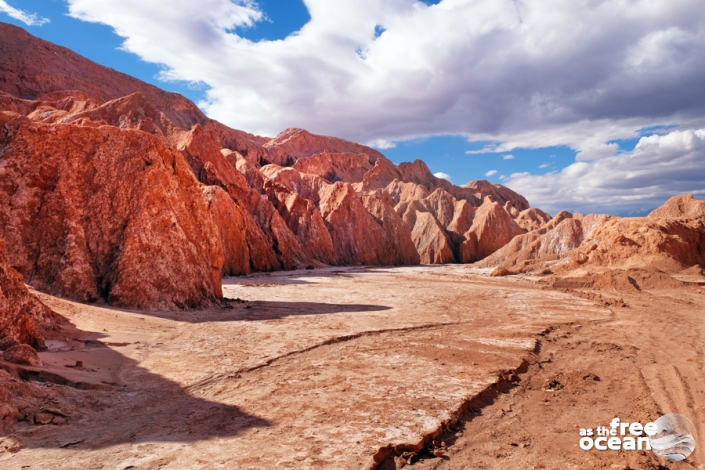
[649,414,697,462]
[579,414,697,462]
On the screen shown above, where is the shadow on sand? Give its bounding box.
[2,317,271,451]
[141,300,392,323]
[4,295,391,452]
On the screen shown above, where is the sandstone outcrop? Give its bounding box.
[317,183,418,266]
[410,212,456,264]
[2,344,42,367]
[263,128,385,167]
[479,196,705,274]
[0,23,557,312]
[0,239,59,351]
[648,194,705,219]
[457,197,527,263]
[0,116,225,309]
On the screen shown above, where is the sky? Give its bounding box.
[2,0,704,216]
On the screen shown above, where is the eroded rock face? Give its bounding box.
[0,23,565,312]
[479,196,705,274]
[318,183,418,266]
[0,239,58,351]
[459,197,528,263]
[202,186,252,276]
[360,193,421,266]
[2,344,42,367]
[292,150,375,183]
[515,208,553,231]
[263,128,385,167]
[410,212,456,264]
[648,194,705,219]
[0,117,225,309]
[265,181,337,266]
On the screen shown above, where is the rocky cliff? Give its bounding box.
[0,22,537,315]
[479,195,705,275]
[0,238,59,351]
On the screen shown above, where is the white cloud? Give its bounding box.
[485,170,498,177]
[63,0,705,214]
[433,172,452,182]
[503,154,514,160]
[504,128,705,215]
[0,0,49,26]
[538,163,549,169]
[367,138,396,149]
[64,0,705,148]
[575,143,619,162]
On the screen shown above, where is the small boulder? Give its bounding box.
[491,267,512,277]
[34,412,53,425]
[2,344,42,367]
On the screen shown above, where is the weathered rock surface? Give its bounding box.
[292,150,374,183]
[514,207,553,231]
[202,187,252,276]
[479,196,705,274]
[410,212,456,264]
[0,239,59,351]
[2,344,42,367]
[458,197,527,263]
[0,23,554,312]
[0,117,225,309]
[318,183,419,266]
[264,128,385,167]
[648,194,705,219]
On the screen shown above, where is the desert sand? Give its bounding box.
[2,22,705,470]
[1,266,703,469]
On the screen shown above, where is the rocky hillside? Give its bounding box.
[0,23,537,311]
[0,238,59,351]
[479,194,705,275]
[2,22,702,324]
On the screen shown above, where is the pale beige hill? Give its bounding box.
[479,195,705,275]
[648,193,705,219]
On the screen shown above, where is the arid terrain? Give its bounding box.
[1,22,705,470]
[2,266,705,469]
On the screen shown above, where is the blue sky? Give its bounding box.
[1,0,704,216]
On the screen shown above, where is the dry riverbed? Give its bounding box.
[2,265,702,469]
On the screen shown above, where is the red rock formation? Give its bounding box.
[648,194,705,219]
[292,150,374,183]
[0,116,225,309]
[478,213,610,272]
[514,207,553,231]
[0,239,59,351]
[0,23,565,311]
[0,23,205,130]
[202,186,253,276]
[479,196,705,274]
[410,212,456,264]
[360,192,421,266]
[265,181,338,266]
[2,344,42,366]
[457,197,526,263]
[263,128,385,167]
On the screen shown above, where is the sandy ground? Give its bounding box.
[0,265,703,469]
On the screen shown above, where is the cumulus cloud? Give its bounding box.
[433,172,452,182]
[485,170,498,177]
[504,128,705,215]
[0,0,49,26]
[503,154,514,160]
[64,0,705,148]
[538,163,549,169]
[64,0,705,213]
[367,138,396,149]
